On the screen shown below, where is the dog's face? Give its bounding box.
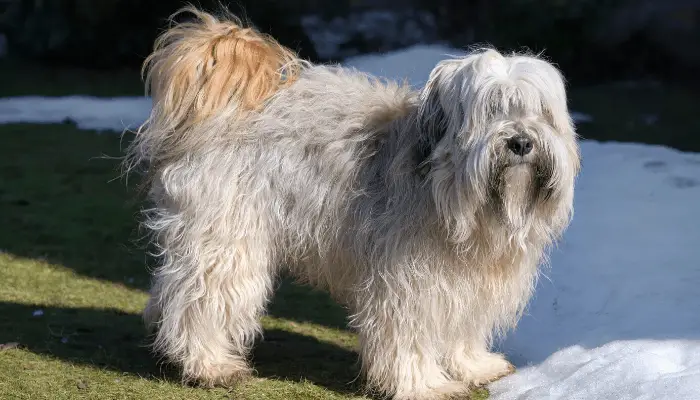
[416,49,580,240]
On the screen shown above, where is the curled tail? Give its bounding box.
[124,6,302,174]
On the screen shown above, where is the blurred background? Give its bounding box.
[1,0,699,83]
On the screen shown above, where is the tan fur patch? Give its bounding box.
[144,6,302,129]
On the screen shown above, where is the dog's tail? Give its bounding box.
[124,6,302,174]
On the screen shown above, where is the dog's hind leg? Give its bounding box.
[144,212,275,387]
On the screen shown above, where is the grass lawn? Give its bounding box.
[0,60,697,400]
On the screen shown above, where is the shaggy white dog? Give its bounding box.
[124,7,580,400]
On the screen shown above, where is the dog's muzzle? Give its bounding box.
[506,134,533,157]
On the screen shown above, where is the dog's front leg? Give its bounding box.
[351,281,470,400]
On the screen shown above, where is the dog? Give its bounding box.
[123,6,580,400]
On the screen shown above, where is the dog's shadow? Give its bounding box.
[0,301,364,396]
[252,325,362,395]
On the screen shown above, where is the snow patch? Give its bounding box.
[0,96,151,132]
[345,44,464,88]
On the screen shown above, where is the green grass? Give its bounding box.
[0,59,697,400]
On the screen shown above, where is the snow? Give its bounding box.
[344,44,465,88]
[1,44,699,399]
[0,96,151,132]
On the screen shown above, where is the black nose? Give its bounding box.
[507,135,533,156]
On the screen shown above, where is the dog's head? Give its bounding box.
[415,48,580,241]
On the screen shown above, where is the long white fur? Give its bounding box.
[128,38,580,399]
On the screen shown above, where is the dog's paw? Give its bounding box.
[468,353,515,387]
[182,357,252,388]
[447,351,515,388]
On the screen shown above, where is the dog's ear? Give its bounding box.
[415,83,448,173]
